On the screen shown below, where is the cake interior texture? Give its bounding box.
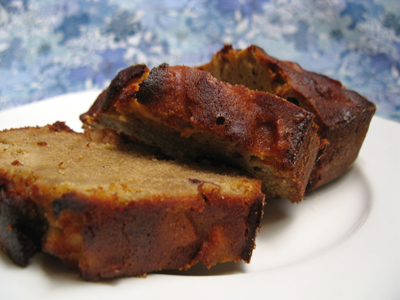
[0,122,264,280]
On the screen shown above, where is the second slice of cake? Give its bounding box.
[81,64,320,203]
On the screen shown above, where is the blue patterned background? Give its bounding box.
[0,0,399,122]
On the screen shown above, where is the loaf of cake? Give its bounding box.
[81,64,320,203]
[198,45,376,190]
[0,122,264,280]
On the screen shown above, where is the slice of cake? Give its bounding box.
[81,63,320,203]
[0,122,264,280]
[198,45,376,190]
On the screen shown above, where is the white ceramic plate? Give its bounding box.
[0,91,399,300]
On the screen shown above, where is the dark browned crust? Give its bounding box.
[47,190,263,280]
[242,199,263,262]
[135,64,316,163]
[0,124,264,280]
[80,64,149,121]
[0,186,47,267]
[198,44,376,190]
[48,121,74,133]
[0,173,263,281]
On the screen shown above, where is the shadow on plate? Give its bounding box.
[0,245,246,282]
[258,165,369,242]
[40,252,246,280]
[259,165,357,227]
[159,260,245,276]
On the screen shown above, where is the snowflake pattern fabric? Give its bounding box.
[0,0,399,122]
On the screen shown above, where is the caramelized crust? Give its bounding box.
[81,64,320,202]
[0,123,264,280]
[198,45,376,190]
